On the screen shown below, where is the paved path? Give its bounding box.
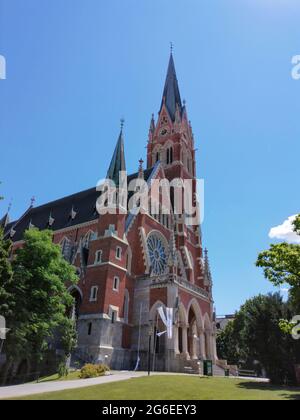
[0,371,146,400]
[0,371,269,400]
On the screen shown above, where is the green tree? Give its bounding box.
[232,293,298,384]
[256,214,300,308]
[0,228,14,318]
[216,321,240,365]
[294,215,300,235]
[2,229,78,382]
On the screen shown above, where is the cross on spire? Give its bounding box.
[160,49,183,121]
[30,196,36,207]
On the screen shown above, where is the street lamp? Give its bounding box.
[148,324,154,376]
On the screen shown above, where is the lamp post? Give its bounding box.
[148,324,153,376]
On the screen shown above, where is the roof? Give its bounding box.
[4,167,155,242]
[106,128,126,186]
[160,53,183,121]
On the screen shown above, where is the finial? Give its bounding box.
[120,118,125,131]
[170,42,174,54]
[7,199,12,213]
[138,158,144,179]
[30,196,36,207]
[139,158,144,170]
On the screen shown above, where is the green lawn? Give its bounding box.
[34,371,81,383]
[13,376,300,400]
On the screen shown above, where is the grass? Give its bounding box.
[12,376,300,400]
[34,371,81,383]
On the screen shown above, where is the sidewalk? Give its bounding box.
[0,371,269,400]
[0,371,146,400]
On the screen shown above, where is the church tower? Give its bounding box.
[147,52,196,184]
[147,52,205,289]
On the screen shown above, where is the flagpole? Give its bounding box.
[152,311,159,372]
[134,303,143,371]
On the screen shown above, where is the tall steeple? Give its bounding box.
[106,120,126,186]
[160,52,183,121]
[0,200,11,230]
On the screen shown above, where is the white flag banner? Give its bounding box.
[157,307,173,339]
[166,308,173,339]
[158,306,168,328]
[134,356,140,372]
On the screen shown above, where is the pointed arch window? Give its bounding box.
[61,237,72,262]
[95,250,103,265]
[90,286,98,302]
[113,276,120,292]
[166,147,173,165]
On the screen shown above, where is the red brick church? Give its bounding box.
[1,53,217,372]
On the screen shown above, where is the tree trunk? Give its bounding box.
[1,359,12,386]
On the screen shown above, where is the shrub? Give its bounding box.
[79,364,110,379]
[58,361,69,378]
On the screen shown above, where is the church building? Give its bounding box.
[1,52,217,373]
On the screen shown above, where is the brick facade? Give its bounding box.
[3,53,217,372]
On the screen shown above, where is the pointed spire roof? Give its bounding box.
[204,248,213,287]
[149,114,155,134]
[160,53,183,121]
[106,120,126,186]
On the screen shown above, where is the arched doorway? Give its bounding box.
[68,286,83,322]
[176,303,188,355]
[188,307,198,359]
[204,314,212,360]
[149,302,167,371]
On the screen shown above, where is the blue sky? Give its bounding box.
[0,0,299,314]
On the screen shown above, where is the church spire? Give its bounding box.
[160,52,183,121]
[0,200,12,229]
[204,248,213,287]
[106,119,126,186]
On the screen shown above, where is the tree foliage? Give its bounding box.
[218,294,299,384]
[256,214,300,308]
[3,229,78,372]
[0,228,14,317]
[216,321,240,365]
[294,215,300,236]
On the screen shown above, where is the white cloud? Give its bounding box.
[269,215,300,244]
